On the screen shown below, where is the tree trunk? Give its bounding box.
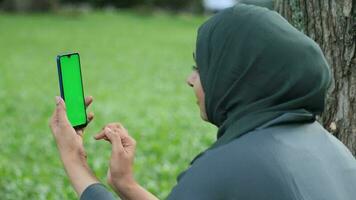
[274,0,356,156]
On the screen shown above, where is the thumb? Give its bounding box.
[54,96,69,124]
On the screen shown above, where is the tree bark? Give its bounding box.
[274,0,356,156]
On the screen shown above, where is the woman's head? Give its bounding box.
[186,63,208,121]
[191,3,331,137]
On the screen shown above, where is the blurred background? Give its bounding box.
[0,0,354,199]
[0,1,222,199]
[0,0,239,13]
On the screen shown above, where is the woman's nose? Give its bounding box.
[186,75,194,87]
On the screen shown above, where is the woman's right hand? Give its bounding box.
[95,123,159,200]
[94,123,137,192]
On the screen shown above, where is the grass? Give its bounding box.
[0,10,217,199]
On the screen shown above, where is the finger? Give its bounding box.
[94,133,110,143]
[95,124,128,141]
[87,112,94,123]
[54,96,69,123]
[94,130,107,140]
[85,96,93,108]
[103,123,121,136]
[77,129,84,137]
[106,124,131,148]
[94,127,113,141]
[107,125,135,152]
[106,122,123,129]
[122,133,136,153]
[95,136,111,143]
[75,112,94,135]
[107,123,129,136]
[104,127,125,153]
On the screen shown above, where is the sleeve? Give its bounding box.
[80,183,117,200]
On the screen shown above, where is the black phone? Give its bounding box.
[56,53,87,129]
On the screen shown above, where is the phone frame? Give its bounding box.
[56,52,88,129]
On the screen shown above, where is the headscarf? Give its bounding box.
[195,3,331,154]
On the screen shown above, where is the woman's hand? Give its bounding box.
[94,124,159,200]
[94,123,137,191]
[49,96,98,196]
[50,96,94,162]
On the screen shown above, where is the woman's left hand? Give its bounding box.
[49,96,94,162]
[49,96,99,196]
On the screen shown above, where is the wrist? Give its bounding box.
[116,181,140,199]
[61,152,88,170]
[60,147,87,163]
[112,176,137,193]
[112,178,159,200]
[60,151,99,196]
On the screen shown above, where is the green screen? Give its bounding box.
[59,54,87,127]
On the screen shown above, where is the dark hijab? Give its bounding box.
[191,3,331,162]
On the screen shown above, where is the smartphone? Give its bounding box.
[56,53,87,129]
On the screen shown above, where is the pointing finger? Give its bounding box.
[94,129,107,140]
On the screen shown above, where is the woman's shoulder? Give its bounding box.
[186,121,344,180]
[169,122,356,199]
[167,126,296,199]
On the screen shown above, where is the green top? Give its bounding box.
[167,114,356,199]
[167,2,356,199]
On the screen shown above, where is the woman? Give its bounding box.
[50,3,356,200]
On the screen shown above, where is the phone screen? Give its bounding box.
[57,53,87,128]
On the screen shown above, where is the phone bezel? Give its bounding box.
[56,52,88,130]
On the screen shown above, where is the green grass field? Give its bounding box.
[0,11,217,199]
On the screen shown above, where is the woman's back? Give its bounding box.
[167,113,356,200]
